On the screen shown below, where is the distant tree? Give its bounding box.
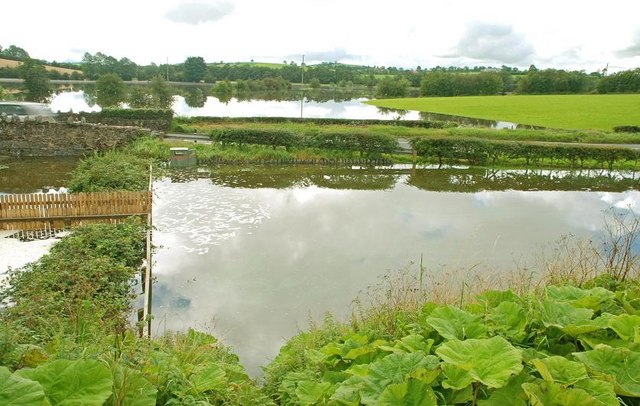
[420,71,455,96]
[128,86,151,108]
[1,45,30,60]
[185,88,206,107]
[0,84,4,99]
[96,73,126,107]
[597,68,640,93]
[115,57,138,81]
[149,75,173,109]
[376,75,410,98]
[518,68,592,94]
[183,56,207,82]
[212,80,233,102]
[309,77,321,89]
[20,58,51,102]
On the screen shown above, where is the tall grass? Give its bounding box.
[348,208,639,338]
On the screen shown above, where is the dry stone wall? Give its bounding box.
[0,120,155,157]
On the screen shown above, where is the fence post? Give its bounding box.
[143,165,153,338]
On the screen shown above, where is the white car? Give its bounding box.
[0,101,57,122]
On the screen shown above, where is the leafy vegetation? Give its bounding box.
[96,73,127,107]
[411,137,640,169]
[262,224,640,405]
[68,151,152,192]
[0,219,268,405]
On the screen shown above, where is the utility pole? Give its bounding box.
[300,54,305,118]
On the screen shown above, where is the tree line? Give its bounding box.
[1,43,639,102]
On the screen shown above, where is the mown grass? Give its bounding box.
[366,94,640,131]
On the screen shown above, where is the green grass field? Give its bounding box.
[367,94,640,131]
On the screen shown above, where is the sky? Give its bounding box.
[2,0,640,73]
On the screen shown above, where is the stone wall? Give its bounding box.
[57,112,172,132]
[0,120,156,157]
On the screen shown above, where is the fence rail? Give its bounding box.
[0,191,152,230]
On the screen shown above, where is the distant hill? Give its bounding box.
[0,57,81,75]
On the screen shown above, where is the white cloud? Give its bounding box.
[1,0,639,71]
[615,29,640,58]
[165,1,234,25]
[443,22,535,65]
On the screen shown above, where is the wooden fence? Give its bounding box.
[0,191,152,231]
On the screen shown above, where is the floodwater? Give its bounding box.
[150,165,640,377]
[48,90,522,127]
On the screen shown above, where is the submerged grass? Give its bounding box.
[366,94,640,131]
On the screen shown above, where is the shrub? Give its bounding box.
[68,151,151,192]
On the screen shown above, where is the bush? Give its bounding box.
[613,125,640,133]
[212,128,297,150]
[68,151,151,192]
[412,137,640,168]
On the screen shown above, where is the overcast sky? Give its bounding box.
[2,0,640,72]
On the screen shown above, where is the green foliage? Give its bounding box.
[207,126,399,157]
[411,136,640,169]
[376,75,410,98]
[0,220,265,405]
[148,75,173,109]
[0,366,45,405]
[96,73,126,107]
[263,281,640,405]
[99,107,173,121]
[420,71,504,96]
[183,56,207,83]
[597,68,640,94]
[20,58,51,102]
[16,359,113,405]
[518,68,595,94]
[68,151,151,192]
[212,128,296,150]
[613,125,640,133]
[212,80,233,102]
[0,220,146,347]
[175,115,448,129]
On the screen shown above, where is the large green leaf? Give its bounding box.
[359,352,438,404]
[573,379,619,406]
[487,301,528,341]
[608,314,640,342]
[539,299,607,336]
[441,363,473,390]
[190,363,226,394]
[110,366,157,406]
[16,359,113,406]
[523,379,618,406]
[476,290,520,308]
[0,366,45,406]
[478,372,529,406]
[425,306,487,340]
[295,381,333,405]
[573,347,640,397]
[545,286,615,310]
[435,336,523,388]
[330,375,364,406]
[531,356,588,386]
[378,379,437,406]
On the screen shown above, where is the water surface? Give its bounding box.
[151,165,640,377]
